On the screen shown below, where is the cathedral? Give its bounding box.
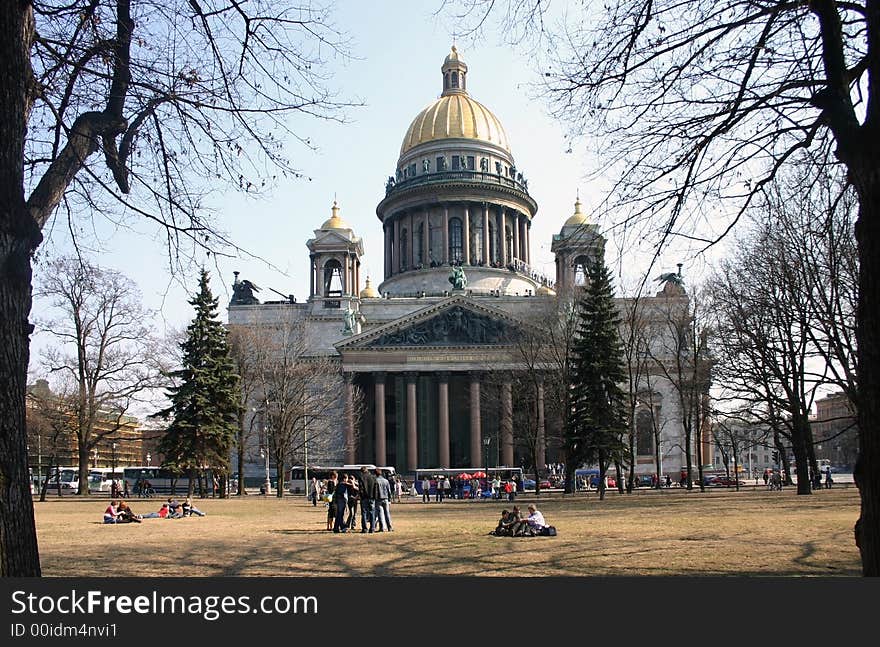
[228,47,705,481]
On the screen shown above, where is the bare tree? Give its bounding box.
[1,1,353,574]
[648,286,712,492]
[26,377,77,501]
[445,0,880,575]
[227,324,264,496]
[241,320,363,497]
[35,256,165,495]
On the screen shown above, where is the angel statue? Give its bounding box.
[449,265,468,290]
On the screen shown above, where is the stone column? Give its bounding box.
[438,373,450,468]
[470,373,481,467]
[342,254,349,295]
[344,373,355,464]
[355,259,360,295]
[374,373,386,466]
[500,208,507,267]
[501,380,514,466]
[309,255,315,296]
[526,220,531,265]
[536,380,546,471]
[482,204,490,267]
[442,205,449,265]
[422,210,430,266]
[393,217,401,274]
[409,211,415,270]
[406,373,418,472]
[512,212,520,263]
[384,223,391,279]
[463,204,471,265]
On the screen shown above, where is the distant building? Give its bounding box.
[26,378,146,474]
[811,391,858,469]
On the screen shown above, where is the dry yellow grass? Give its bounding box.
[33,487,862,577]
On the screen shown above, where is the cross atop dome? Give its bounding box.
[441,45,468,96]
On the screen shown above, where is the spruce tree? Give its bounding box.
[155,270,241,496]
[566,257,629,499]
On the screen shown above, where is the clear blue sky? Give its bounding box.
[30,1,690,368]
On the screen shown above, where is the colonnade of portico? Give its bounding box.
[342,369,547,473]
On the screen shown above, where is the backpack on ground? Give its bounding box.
[541,525,557,537]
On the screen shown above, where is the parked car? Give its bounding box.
[710,475,745,487]
[635,475,654,488]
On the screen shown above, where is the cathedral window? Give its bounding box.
[451,155,460,170]
[636,408,654,456]
[573,254,590,286]
[449,217,463,263]
[451,71,459,88]
[467,156,475,170]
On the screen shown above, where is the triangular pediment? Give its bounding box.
[307,229,361,248]
[336,296,531,350]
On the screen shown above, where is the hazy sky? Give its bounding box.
[29,1,694,371]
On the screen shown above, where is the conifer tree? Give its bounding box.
[566,257,629,499]
[155,270,241,495]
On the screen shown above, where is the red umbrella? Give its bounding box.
[459,473,471,479]
[472,471,486,478]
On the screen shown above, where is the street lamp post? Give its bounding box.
[111,442,118,496]
[483,436,492,498]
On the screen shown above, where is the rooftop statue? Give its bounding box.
[655,272,684,286]
[231,273,261,306]
[343,306,357,335]
[449,265,467,290]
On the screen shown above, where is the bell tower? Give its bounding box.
[306,201,365,310]
[551,196,605,295]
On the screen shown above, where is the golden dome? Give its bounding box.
[321,200,350,230]
[400,94,510,157]
[536,284,556,296]
[399,47,510,157]
[359,277,379,299]
[563,196,589,227]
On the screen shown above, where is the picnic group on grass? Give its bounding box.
[103,496,206,524]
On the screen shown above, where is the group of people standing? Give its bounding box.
[319,467,394,534]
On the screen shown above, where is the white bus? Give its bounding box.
[46,466,80,492]
[88,468,126,493]
[122,466,205,496]
[288,464,397,494]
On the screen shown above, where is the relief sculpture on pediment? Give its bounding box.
[369,306,509,347]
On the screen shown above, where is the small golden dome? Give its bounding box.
[536,284,556,296]
[359,277,379,299]
[563,196,589,227]
[321,200,350,230]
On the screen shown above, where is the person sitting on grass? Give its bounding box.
[511,504,547,537]
[116,500,142,523]
[182,496,206,517]
[167,497,184,518]
[492,509,515,536]
[104,500,119,524]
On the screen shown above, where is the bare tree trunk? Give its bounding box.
[854,184,880,575]
[0,3,41,577]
